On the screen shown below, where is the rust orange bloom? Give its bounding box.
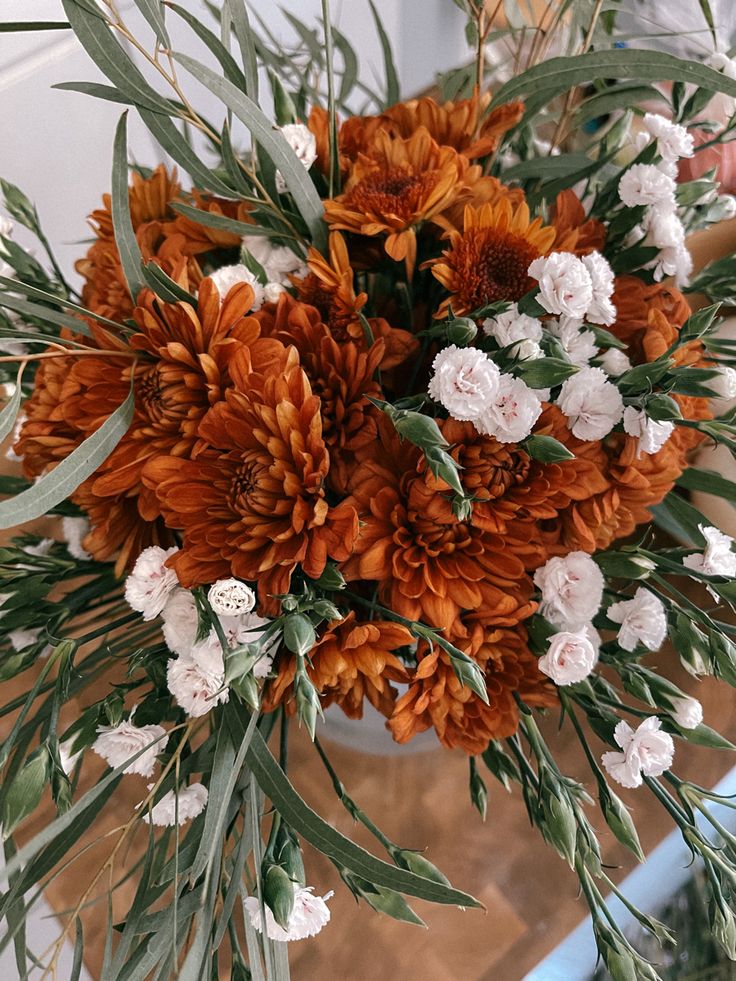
[427,198,557,318]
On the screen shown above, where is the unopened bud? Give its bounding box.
[262,864,294,930]
[601,787,645,862]
[445,317,477,346]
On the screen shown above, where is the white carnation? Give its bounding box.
[244,885,333,942]
[533,551,604,628]
[538,624,600,686]
[645,207,685,250]
[93,719,167,777]
[642,113,694,162]
[482,306,543,357]
[607,587,667,652]
[602,717,675,789]
[582,252,616,326]
[263,282,286,304]
[670,696,703,730]
[144,783,208,827]
[650,243,692,288]
[208,578,256,616]
[124,546,180,621]
[683,525,736,581]
[711,366,736,400]
[428,345,500,421]
[8,627,41,651]
[208,264,264,309]
[547,316,599,367]
[161,588,200,656]
[622,406,674,456]
[275,123,318,193]
[61,516,91,561]
[167,636,228,719]
[241,235,308,284]
[556,366,624,441]
[475,374,542,443]
[618,164,676,208]
[528,252,593,320]
[599,348,631,377]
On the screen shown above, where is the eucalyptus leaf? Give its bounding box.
[226,0,259,100]
[111,113,144,302]
[0,378,23,446]
[131,0,169,48]
[367,0,399,106]
[0,376,134,528]
[0,292,92,336]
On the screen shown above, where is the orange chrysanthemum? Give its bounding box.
[146,357,359,613]
[291,232,418,369]
[343,417,536,632]
[550,189,607,256]
[389,627,555,754]
[427,198,557,318]
[163,190,253,258]
[323,127,469,276]
[264,613,412,719]
[253,293,384,494]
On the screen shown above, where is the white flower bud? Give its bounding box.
[208,578,256,616]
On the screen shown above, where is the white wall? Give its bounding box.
[0,0,466,277]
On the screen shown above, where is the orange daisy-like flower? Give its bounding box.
[253,293,384,494]
[343,417,535,632]
[146,357,359,613]
[550,190,607,256]
[291,232,418,369]
[323,127,468,276]
[389,627,555,754]
[427,198,557,318]
[264,613,412,719]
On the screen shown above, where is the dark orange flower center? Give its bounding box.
[229,458,268,511]
[452,228,540,310]
[461,444,531,501]
[139,366,189,428]
[346,165,438,221]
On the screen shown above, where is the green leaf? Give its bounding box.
[0,376,23,446]
[367,0,399,107]
[0,21,71,32]
[53,80,133,106]
[141,262,197,305]
[333,27,359,105]
[0,292,92,336]
[515,357,578,388]
[137,108,237,199]
[573,83,668,127]
[2,748,51,839]
[677,467,736,503]
[0,275,123,333]
[167,4,245,89]
[170,201,287,242]
[61,0,173,114]
[650,492,709,547]
[243,724,481,908]
[0,376,134,529]
[492,50,736,117]
[226,0,259,100]
[523,434,575,463]
[131,0,169,48]
[111,113,144,303]
[504,153,592,182]
[173,52,326,249]
[0,179,38,232]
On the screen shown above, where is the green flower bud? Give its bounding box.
[712,900,736,960]
[600,786,645,862]
[315,564,346,591]
[283,613,316,657]
[540,774,577,869]
[262,864,295,930]
[469,757,488,820]
[444,317,478,346]
[295,659,323,740]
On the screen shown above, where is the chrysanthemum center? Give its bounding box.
[453,229,540,310]
[346,166,438,222]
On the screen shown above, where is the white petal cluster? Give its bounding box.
[602,717,674,789]
[167,633,229,718]
[482,305,543,360]
[207,578,256,617]
[711,366,736,401]
[93,719,167,777]
[528,252,592,319]
[598,347,631,377]
[538,624,600,686]
[622,406,674,457]
[533,551,604,628]
[475,374,542,444]
[124,546,180,621]
[276,123,318,193]
[161,588,201,656]
[428,345,500,421]
[8,627,41,651]
[557,366,624,441]
[582,252,617,326]
[607,587,668,652]
[618,164,676,207]
[209,264,265,310]
[683,525,736,581]
[61,516,91,561]
[144,783,208,827]
[670,696,703,730]
[547,317,599,367]
[241,233,308,286]
[244,886,333,942]
[707,52,736,114]
[642,113,694,163]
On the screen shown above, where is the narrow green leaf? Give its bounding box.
[0,275,124,333]
[53,80,133,106]
[0,377,23,446]
[677,467,736,503]
[167,4,245,89]
[61,0,173,114]
[170,202,292,241]
[226,0,259,100]
[132,0,169,47]
[573,84,667,127]
[111,113,144,302]
[142,262,197,305]
[492,50,736,116]
[173,52,326,248]
[698,0,718,47]
[0,292,92,336]
[504,153,592,182]
[0,21,71,32]
[137,108,237,198]
[367,0,399,106]
[333,27,359,106]
[242,725,480,908]
[70,920,84,981]
[0,376,134,528]
[2,749,51,839]
[321,0,339,197]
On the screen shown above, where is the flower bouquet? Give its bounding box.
[3,1,736,978]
